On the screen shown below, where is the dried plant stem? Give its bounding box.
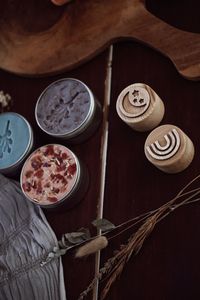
[78,175,200,300]
[64,187,200,256]
[177,174,200,197]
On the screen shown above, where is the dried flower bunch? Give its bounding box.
[50,175,200,299]
[58,219,115,254]
[72,174,200,300]
[0,90,12,113]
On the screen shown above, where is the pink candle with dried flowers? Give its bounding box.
[20,144,81,207]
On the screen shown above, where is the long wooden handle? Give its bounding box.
[119,1,200,80]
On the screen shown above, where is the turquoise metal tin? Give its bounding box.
[0,112,33,175]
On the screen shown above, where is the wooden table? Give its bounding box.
[1,1,200,299]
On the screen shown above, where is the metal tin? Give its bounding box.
[0,112,33,176]
[35,78,102,143]
[20,144,88,209]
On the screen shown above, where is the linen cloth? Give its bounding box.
[0,173,66,300]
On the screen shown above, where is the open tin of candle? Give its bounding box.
[20,144,88,209]
[35,78,102,143]
[0,112,33,176]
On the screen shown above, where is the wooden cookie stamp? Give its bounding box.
[116,83,165,132]
[144,124,195,173]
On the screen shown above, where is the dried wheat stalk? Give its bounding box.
[78,174,200,300]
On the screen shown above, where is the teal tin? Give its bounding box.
[0,112,34,176]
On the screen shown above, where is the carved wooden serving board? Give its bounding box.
[0,0,200,79]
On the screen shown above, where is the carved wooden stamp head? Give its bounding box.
[144,124,194,173]
[116,83,165,132]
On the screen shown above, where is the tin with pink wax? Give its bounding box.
[20,144,88,209]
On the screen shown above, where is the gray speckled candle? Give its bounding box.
[35,78,102,142]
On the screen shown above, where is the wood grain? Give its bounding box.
[0,0,200,79]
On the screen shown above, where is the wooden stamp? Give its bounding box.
[144,124,195,173]
[116,83,165,132]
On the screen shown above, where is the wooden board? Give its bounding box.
[0,0,200,80]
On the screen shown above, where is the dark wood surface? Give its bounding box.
[0,1,200,300]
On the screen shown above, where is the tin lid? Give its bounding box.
[0,112,33,172]
[20,144,80,206]
[35,78,94,138]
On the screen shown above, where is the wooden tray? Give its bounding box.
[0,0,200,80]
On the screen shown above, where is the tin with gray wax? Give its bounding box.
[35,78,102,143]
